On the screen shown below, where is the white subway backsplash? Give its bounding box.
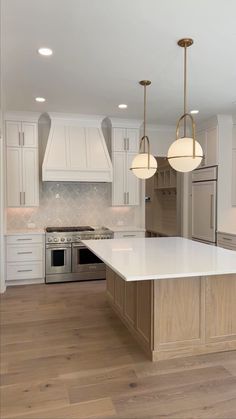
[7,182,136,229]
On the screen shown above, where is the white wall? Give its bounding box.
[217,115,236,232]
[146,125,176,157]
[0,135,6,293]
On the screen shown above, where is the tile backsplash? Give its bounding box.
[7,182,137,230]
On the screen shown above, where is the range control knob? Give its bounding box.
[53,238,58,242]
[76,236,81,241]
[67,237,72,242]
[61,237,65,242]
[48,237,53,242]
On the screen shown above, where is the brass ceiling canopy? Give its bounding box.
[139,80,151,86]
[177,38,194,48]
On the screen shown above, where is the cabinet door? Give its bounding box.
[112,128,126,152]
[106,267,115,300]
[126,129,139,152]
[7,147,22,206]
[124,282,136,327]
[192,181,216,243]
[22,148,39,206]
[112,152,126,205]
[22,122,38,147]
[206,127,218,166]
[6,121,21,147]
[196,130,206,167]
[114,274,125,314]
[126,152,140,205]
[232,149,236,206]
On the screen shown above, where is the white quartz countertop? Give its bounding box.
[6,229,45,235]
[82,237,236,281]
[107,225,146,232]
[218,230,236,236]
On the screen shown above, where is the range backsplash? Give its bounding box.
[7,182,137,230]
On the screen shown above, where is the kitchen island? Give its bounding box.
[82,237,236,361]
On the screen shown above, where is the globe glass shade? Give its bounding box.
[167,137,203,173]
[131,153,157,179]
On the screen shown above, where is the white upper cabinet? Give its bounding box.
[196,126,218,167]
[7,146,39,207]
[112,128,139,153]
[126,152,140,205]
[6,121,38,147]
[112,128,127,152]
[111,125,141,206]
[6,121,22,147]
[5,115,39,207]
[112,152,126,205]
[22,122,38,147]
[6,147,22,207]
[22,148,39,206]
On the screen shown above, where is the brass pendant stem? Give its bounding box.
[139,80,151,156]
[184,44,187,136]
[177,38,197,159]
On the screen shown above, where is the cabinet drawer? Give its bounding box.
[7,262,43,281]
[192,166,217,182]
[7,234,44,245]
[7,244,43,262]
[114,231,145,239]
[217,233,236,245]
[217,233,236,251]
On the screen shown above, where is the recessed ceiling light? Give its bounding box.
[38,47,53,56]
[190,109,199,114]
[118,104,128,109]
[35,97,46,102]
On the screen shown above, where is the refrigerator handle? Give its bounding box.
[210,194,214,229]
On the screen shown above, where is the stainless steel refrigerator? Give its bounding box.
[192,166,217,245]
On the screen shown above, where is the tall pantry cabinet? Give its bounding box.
[109,119,142,206]
[5,114,39,207]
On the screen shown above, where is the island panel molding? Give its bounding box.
[106,268,236,361]
[84,237,236,361]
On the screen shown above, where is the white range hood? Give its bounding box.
[42,113,112,182]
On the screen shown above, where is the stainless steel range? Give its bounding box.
[45,226,113,283]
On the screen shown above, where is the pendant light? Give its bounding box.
[167,38,203,172]
[130,80,157,179]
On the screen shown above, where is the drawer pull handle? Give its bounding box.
[17,251,33,255]
[17,269,33,272]
[17,238,33,241]
[123,234,136,237]
[222,237,232,241]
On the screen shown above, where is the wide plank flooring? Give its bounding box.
[1,280,236,419]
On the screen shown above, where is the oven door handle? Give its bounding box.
[72,244,86,249]
[46,245,71,250]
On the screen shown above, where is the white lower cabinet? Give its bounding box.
[6,234,45,284]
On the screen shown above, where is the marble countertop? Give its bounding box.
[82,237,236,281]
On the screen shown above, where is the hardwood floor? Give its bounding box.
[1,280,236,419]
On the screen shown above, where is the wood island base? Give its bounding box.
[106,267,236,361]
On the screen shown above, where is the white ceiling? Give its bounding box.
[2,0,236,124]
